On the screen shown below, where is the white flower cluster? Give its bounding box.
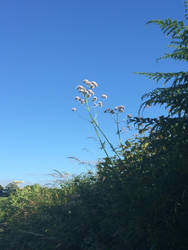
[72,80,127,116]
[104,105,125,114]
[101,94,107,99]
[117,105,125,112]
[72,79,108,111]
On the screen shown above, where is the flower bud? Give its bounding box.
[88,89,94,95]
[101,94,107,99]
[83,79,92,86]
[92,81,98,87]
[79,88,86,93]
[80,99,85,104]
[92,96,97,101]
[76,85,84,90]
[118,105,125,112]
[75,96,80,101]
[98,101,102,107]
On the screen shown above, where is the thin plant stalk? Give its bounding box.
[85,98,121,160]
[115,112,123,147]
[85,98,110,158]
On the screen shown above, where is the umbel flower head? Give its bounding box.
[118,105,125,112]
[73,80,128,116]
[72,79,130,160]
[73,79,113,113]
[83,79,99,89]
[83,79,91,85]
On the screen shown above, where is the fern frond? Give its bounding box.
[139,84,188,117]
[156,48,188,62]
[146,19,185,38]
[135,72,188,86]
[185,0,188,20]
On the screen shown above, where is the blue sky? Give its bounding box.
[0,0,186,186]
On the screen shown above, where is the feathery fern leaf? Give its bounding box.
[146,19,185,39]
[185,0,188,19]
[135,72,188,86]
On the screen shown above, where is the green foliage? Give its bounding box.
[186,1,188,19]
[127,2,188,248]
[0,186,3,196]
[5,182,19,195]
[136,13,188,119]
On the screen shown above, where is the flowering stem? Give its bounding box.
[94,120,121,159]
[85,99,110,158]
[85,99,121,160]
[115,113,123,147]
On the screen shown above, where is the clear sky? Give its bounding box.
[0,0,186,186]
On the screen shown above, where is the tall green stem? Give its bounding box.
[115,113,123,147]
[85,98,121,160]
[94,121,121,159]
[85,99,110,158]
